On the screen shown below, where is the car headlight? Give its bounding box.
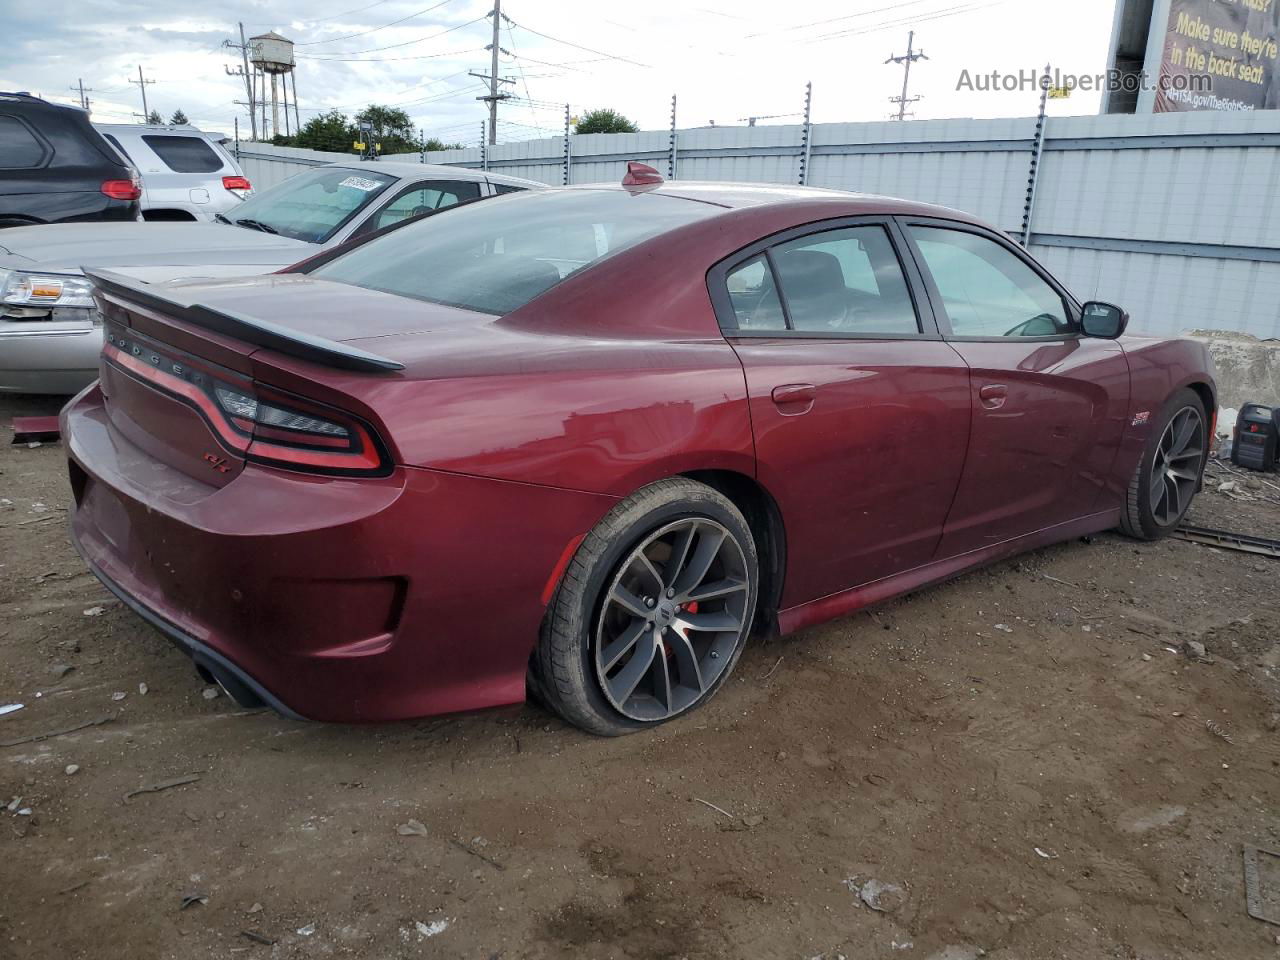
[0,270,97,309]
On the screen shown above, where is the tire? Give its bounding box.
[534,478,759,736]
[1119,387,1208,540]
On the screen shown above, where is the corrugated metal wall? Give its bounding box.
[235,109,1280,338]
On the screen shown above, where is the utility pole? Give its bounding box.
[886,31,927,121]
[224,24,258,141]
[69,79,93,113]
[471,1,513,145]
[489,0,500,143]
[129,66,155,122]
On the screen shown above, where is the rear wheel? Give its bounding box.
[535,478,759,736]
[1119,388,1207,540]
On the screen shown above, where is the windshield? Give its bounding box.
[311,189,718,315]
[225,166,397,244]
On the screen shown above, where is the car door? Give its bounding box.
[899,219,1130,558]
[710,217,973,607]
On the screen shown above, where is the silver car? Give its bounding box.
[0,161,543,393]
[94,124,250,223]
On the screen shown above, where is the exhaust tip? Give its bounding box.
[193,655,265,709]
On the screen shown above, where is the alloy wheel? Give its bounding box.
[1150,405,1204,526]
[594,518,751,722]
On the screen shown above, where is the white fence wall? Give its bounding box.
[235,110,1280,339]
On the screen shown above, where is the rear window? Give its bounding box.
[0,115,48,169]
[312,189,717,315]
[141,135,223,173]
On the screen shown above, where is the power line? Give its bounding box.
[295,0,459,46]
[504,14,650,68]
[294,15,486,57]
[295,45,482,63]
[501,19,541,130]
[293,80,484,113]
[747,0,940,38]
[303,0,398,26]
[503,50,608,73]
[808,0,1003,42]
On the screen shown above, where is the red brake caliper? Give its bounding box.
[664,602,697,658]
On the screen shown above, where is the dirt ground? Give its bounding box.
[2,391,1279,960]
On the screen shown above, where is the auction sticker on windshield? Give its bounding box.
[339,176,383,192]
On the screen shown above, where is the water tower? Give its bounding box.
[249,31,299,140]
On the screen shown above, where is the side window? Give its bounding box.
[770,225,919,334]
[0,115,49,169]
[373,180,482,230]
[725,256,787,331]
[141,135,224,173]
[909,226,1071,338]
[491,183,524,195]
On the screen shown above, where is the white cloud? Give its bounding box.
[0,0,1116,144]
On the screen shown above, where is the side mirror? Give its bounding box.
[1081,301,1129,339]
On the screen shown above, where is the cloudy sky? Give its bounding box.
[2,0,1117,144]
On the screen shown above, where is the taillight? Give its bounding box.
[101,174,141,201]
[101,329,389,477]
[222,175,252,194]
[212,384,385,474]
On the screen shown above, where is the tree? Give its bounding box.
[293,109,356,152]
[422,137,465,152]
[355,104,418,154]
[169,109,188,125]
[146,109,163,125]
[573,108,639,135]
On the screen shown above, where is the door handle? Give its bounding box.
[771,383,816,414]
[978,383,1008,409]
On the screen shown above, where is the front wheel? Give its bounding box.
[534,478,759,736]
[1119,387,1207,540]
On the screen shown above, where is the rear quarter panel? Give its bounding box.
[255,322,757,500]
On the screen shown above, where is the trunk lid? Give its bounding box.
[88,272,483,484]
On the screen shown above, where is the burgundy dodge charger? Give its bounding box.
[63,164,1215,735]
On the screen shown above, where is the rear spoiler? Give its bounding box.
[82,268,404,374]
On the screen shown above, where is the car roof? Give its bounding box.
[0,92,85,114]
[561,179,982,222]
[320,159,544,189]
[97,123,204,134]
[95,123,230,142]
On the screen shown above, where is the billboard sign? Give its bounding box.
[1155,0,1280,111]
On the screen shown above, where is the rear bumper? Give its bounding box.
[63,384,616,723]
[73,536,304,719]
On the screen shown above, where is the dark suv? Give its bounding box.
[0,93,141,227]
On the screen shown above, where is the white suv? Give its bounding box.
[94,124,252,223]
